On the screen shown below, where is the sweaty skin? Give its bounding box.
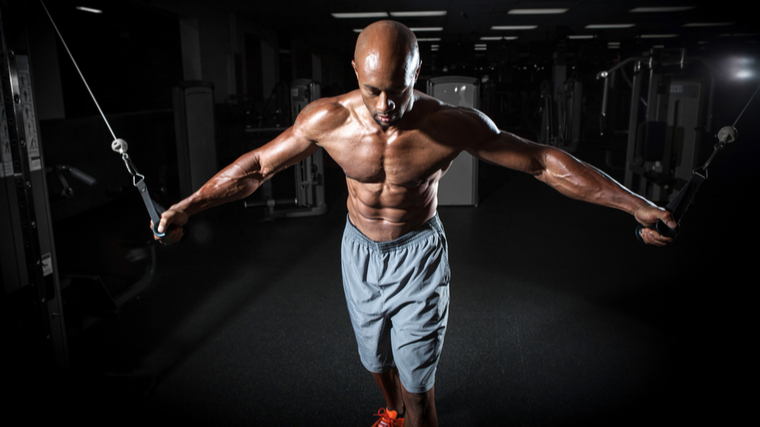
[155,21,674,245]
[154,20,674,427]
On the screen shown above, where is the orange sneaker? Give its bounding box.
[372,408,404,427]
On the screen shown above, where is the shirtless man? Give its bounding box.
[155,20,675,427]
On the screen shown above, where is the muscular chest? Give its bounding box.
[323,129,459,186]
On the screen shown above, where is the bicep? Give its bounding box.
[463,114,546,175]
[243,126,318,180]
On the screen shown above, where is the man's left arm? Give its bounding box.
[459,109,675,246]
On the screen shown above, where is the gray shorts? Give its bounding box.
[341,214,450,394]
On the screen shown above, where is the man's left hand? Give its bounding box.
[634,206,677,246]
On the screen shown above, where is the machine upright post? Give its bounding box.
[0,0,69,376]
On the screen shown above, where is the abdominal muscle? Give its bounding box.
[346,176,439,242]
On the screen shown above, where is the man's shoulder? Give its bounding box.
[294,91,360,137]
[412,93,497,135]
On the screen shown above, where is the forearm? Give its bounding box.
[170,151,268,217]
[535,147,655,215]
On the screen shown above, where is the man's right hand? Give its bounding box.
[152,208,188,245]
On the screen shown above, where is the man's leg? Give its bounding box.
[372,367,404,414]
[401,384,438,427]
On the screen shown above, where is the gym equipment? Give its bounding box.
[46,165,97,200]
[634,78,758,242]
[427,76,479,206]
[1,0,69,372]
[173,81,218,199]
[40,0,173,238]
[597,48,716,205]
[635,125,737,242]
[244,79,327,219]
[539,52,583,152]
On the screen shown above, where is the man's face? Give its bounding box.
[353,51,420,129]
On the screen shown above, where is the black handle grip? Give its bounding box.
[153,222,189,239]
[636,220,678,243]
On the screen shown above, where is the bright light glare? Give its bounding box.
[736,70,754,79]
[76,6,102,13]
[725,57,758,80]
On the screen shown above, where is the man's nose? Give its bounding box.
[376,93,395,112]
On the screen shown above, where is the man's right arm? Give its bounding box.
[154,122,319,243]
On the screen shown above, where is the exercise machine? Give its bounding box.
[597,48,716,204]
[244,78,327,218]
[427,76,479,206]
[539,52,583,153]
[1,0,69,374]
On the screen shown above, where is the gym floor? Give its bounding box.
[27,140,755,426]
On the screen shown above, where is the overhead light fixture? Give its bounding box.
[491,25,538,30]
[417,38,441,42]
[630,7,696,13]
[76,6,102,13]
[480,36,518,41]
[390,11,447,17]
[568,35,595,40]
[331,12,389,19]
[508,9,568,14]
[586,24,636,29]
[410,27,443,32]
[718,33,758,37]
[683,22,733,27]
[640,34,679,38]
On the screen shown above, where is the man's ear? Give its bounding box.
[414,59,422,81]
[352,59,359,79]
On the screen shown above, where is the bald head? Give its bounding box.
[354,20,420,79]
[352,21,421,128]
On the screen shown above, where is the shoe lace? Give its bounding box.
[373,408,403,427]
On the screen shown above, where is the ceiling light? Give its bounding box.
[417,38,441,42]
[640,34,679,38]
[630,7,696,13]
[76,6,102,13]
[683,22,733,27]
[390,11,447,17]
[491,25,538,30]
[410,27,443,32]
[586,24,635,29]
[331,12,389,19]
[509,9,568,14]
[718,33,759,37]
[568,35,595,40]
[480,36,518,41]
